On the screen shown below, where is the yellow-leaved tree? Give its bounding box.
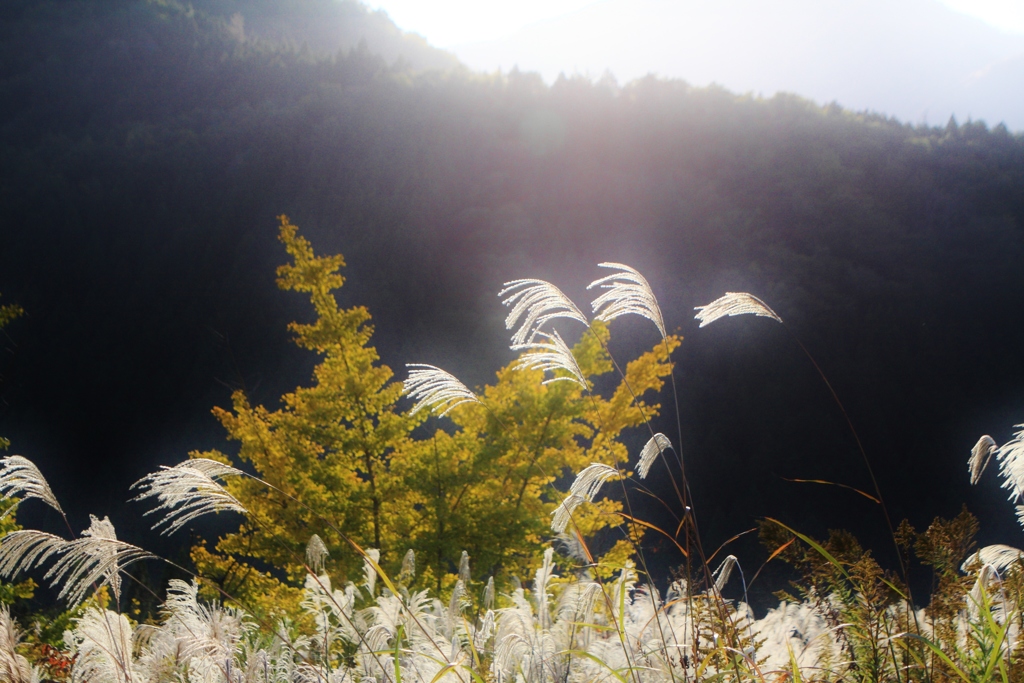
[192,217,679,618]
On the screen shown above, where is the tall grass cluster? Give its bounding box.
[1,224,1022,683]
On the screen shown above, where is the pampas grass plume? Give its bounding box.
[512,330,588,388]
[131,459,247,535]
[969,435,998,485]
[995,425,1024,504]
[403,364,481,417]
[306,534,329,574]
[962,544,1024,573]
[637,433,672,480]
[47,515,152,606]
[694,292,782,328]
[0,455,64,517]
[588,262,666,339]
[499,279,588,346]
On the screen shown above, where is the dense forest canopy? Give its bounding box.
[0,0,1023,607]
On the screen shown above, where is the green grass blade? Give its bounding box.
[562,649,630,683]
[899,634,973,683]
[764,518,850,580]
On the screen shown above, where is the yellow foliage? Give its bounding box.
[194,216,680,613]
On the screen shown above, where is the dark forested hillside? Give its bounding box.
[1,0,1023,603]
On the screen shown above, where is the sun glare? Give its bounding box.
[939,0,1024,34]
[362,0,598,47]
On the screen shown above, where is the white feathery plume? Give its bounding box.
[499,279,589,346]
[588,262,667,338]
[554,531,589,563]
[962,544,1024,573]
[447,579,471,635]
[969,435,998,485]
[363,623,393,656]
[403,364,481,417]
[0,455,64,517]
[569,463,620,502]
[483,576,495,610]
[637,433,672,480]
[0,606,35,683]
[551,494,584,533]
[66,607,137,683]
[0,530,66,580]
[967,564,1001,618]
[552,464,620,534]
[131,459,246,535]
[46,515,153,606]
[512,330,588,389]
[556,580,602,628]
[534,547,556,629]
[362,548,380,597]
[459,550,471,585]
[176,457,241,479]
[306,534,329,573]
[399,548,416,584]
[475,606,495,652]
[495,633,532,682]
[160,579,248,671]
[694,292,783,328]
[995,425,1024,504]
[713,555,739,592]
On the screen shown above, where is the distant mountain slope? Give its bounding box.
[192,0,459,69]
[451,0,1024,130]
[0,0,458,90]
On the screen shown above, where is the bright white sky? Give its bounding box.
[366,0,1024,47]
[362,0,598,46]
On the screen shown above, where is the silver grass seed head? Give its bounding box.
[403,364,481,417]
[569,463,620,502]
[713,555,739,592]
[552,464,618,534]
[399,548,416,583]
[362,548,380,597]
[969,435,998,485]
[511,330,588,389]
[553,532,589,564]
[637,433,673,480]
[483,576,495,610]
[47,515,154,607]
[447,580,470,630]
[694,291,783,328]
[180,458,244,479]
[131,460,246,536]
[306,534,329,574]
[0,605,34,683]
[0,455,64,517]
[588,262,667,339]
[0,530,67,581]
[68,608,136,683]
[499,279,589,346]
[495,633,530,678]
[458,550,471,585]
[551,494,584,533]
[995,425,1024,505]
[962,544,1024,573]
[968,564,1001,613]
